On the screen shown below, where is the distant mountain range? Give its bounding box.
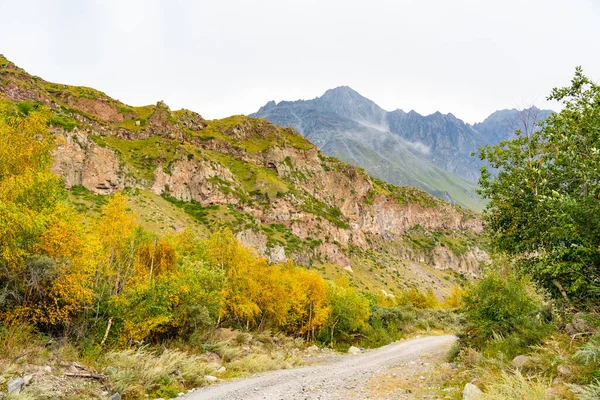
[251,86,552,210]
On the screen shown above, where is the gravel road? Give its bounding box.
[185,335,457,400]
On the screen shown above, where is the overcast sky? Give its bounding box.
[1,0,598,123]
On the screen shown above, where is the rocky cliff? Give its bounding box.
[0,55,487,294]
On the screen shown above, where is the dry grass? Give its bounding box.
[1,324,307,399]
[480,370,551,400]
[570,380,600,400]
[0,320,48,366]
[101,347,217,398]
[228,352,301,374]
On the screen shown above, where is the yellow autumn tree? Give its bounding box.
[206,228,262,327]
[408,288,439,309]
[441,284,465,310]
[0,100,62,273]
[94,192,136,296]
[283,265,330,339]
[0,100,94,327]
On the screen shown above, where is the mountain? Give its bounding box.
[0,55,486,296]
[473,106,553,144]
[251,87,552,210]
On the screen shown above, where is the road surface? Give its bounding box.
[185,335,457,400]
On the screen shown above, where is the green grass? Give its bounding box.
[208,151,289,203]
[300,195,349,229]
[117,105,156,131]
[43,81,107,100]
[68,185,108,212]
[190,116,314,153]
[162,195,220,225]
[261,223,322,254]
[162,195,256,231]
[49,114,80,130]
[403,227,477,256]
[91,135,190,180]
[0,54,9,68]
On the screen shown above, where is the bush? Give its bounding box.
[461,272,552,351]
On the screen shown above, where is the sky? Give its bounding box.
[0,0,599,123]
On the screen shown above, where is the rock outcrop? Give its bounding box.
[52,130,131,194]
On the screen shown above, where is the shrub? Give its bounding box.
[461,272,552,351]
[575,336,600,365]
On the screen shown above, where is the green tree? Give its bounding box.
[478,67,600,304]
[326,280,370,344]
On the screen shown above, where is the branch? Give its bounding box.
[100,317,113,346]
[552,279,570,302]
[64,372,108,380]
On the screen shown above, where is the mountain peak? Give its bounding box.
[257,100,277,114]
[316,86,387,123]
[320,85,365,102]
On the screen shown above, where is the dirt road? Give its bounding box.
[185,335,457,400]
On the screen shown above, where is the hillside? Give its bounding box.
[0,55,486,296]
[251,86,552,211]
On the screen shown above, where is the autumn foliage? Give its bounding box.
[0,99,450,350]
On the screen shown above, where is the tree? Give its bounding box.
[441,285,465,310]
[478,67,600,305]
[326,280,370,344]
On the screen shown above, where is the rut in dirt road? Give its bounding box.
[185,335,457,400]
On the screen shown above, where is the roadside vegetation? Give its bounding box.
[432,69,600,399]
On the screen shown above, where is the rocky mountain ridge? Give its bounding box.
[252,86,552,210]
[0,55,486,294]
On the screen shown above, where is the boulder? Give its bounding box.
[565,323,578,336]
[347,346,361,355]
[108,393,121,400]
[462,383,483,399]
[204,375,218,382]
[572,314,591,333]
[556,365,572,378]
[512,355,533,370]
[217,366,226,374]
[7,378,24,395]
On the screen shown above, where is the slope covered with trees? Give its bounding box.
[0,98,465,398]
